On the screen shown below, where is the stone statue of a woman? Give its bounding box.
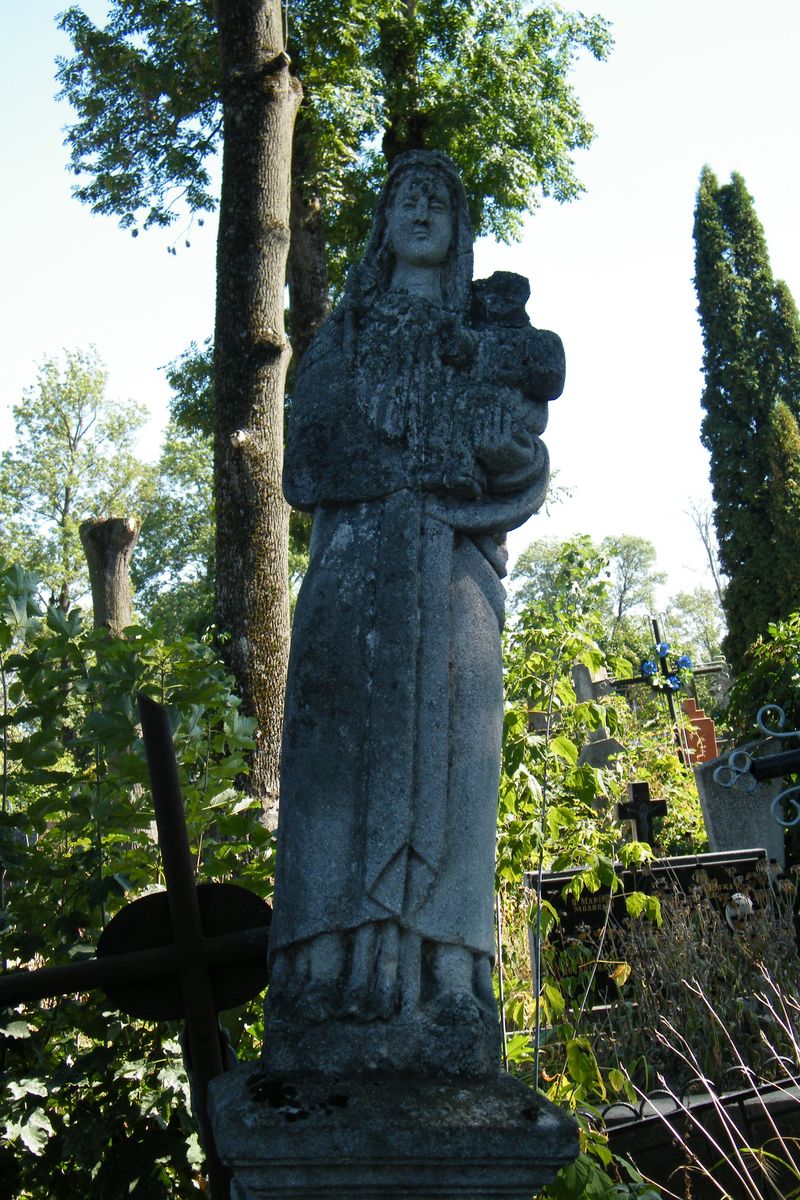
[264,150,564,1078]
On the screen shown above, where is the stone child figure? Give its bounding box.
[264,150,564,1078]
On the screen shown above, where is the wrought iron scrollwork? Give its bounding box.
[755,704,800,741]
[713,704,800,827]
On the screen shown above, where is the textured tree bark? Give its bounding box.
[79,517,140,635]
[287,113,331,366]
[213,0,302,813]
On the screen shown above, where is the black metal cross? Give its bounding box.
[612,616,725,702]
[610,617,684,725]
[0,693,271,1200]
[616,781,667,846]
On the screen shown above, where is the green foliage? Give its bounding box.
[601,536,665,649]
[0,349,153,610]
[546,1144,661,1200]
[56,1,612,288]
[511,532,729,720]
[164,338,215,439]
[664,585,727,718]
[694,168,800,670]
[500,538,705,890]
[726,611,800,740]
[133,420,215,638]
[498,539,706,1198]
[664,585,725,664]
[56,1,220,232]
[766,400,800,625]
[510,534,665,663]
[498,535,800,1196]
[0,559,270,1195]
[0,350,217,640]
[307,0,614,290]
[510,534,611,625]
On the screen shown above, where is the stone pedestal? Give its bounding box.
[208,1065,578,1200]
[264,1002,499,1079]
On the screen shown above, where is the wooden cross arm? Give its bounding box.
[0,925,269,1008]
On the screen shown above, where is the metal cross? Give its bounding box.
[616,781,667,845]
[0,693,271,1200]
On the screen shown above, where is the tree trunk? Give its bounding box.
[79,517,140,635]
[287,112,331,366]
[213,0,302,814]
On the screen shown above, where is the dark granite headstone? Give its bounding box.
[527,848,772,939]
[526,850,775,1011]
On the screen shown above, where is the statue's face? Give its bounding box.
[386,172,453,269]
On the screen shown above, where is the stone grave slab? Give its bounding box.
[695,753,786,868]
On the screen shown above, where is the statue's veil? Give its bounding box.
[344,150,474,319]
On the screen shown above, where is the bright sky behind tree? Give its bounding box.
[3,0,800,609]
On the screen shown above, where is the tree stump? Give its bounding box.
[79,516,140,635]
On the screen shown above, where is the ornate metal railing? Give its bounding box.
[713,705,800,827]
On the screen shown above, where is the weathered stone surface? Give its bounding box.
[265,998,500,1080]
[209,1064,579,1200]
[210,144,575,1200]
[572,664,623,769]
[571,662,611,705]
[695,754,785,868]
[264,150,565,1078]
[579,737,625,770]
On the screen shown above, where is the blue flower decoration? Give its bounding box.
[667,674,681,691]
[656,642,670,658]
[676,654,692,671]
[641,660,658,677]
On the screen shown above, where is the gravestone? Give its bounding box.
[529,849,772,940]
[528,849,774,1008]
[681,697,718,765]
[573,662,624,769]
[615,781,667,845]
[208,150,578,1197]
[695,753,786,869]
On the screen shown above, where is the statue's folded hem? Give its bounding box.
[208,1063,578,1200]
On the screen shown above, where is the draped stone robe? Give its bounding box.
[270,293,557,966]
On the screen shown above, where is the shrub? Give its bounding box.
[0,561,270,1196]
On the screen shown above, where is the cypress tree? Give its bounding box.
[693,167,800,669]
[767,399,800,621]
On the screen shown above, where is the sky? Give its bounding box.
[3,0,800,611]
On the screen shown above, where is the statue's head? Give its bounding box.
[385,168,454,273]
[351,150,474,313]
